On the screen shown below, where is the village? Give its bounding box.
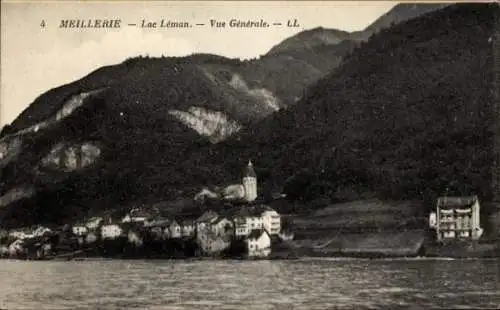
[0,161,295,260]
[0,160,498,260]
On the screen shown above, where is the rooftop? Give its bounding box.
[437,196,478,209]
[247,229,264,240]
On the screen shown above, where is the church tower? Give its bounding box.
[243,160,257,202]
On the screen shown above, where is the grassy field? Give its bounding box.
[290,199,425,236]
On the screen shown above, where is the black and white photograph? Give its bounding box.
[0,1,499,309]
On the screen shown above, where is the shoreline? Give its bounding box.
[2,254,500,262]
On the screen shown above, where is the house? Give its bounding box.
[168,220,182,239]
[261,207,281,235]
[199,236,231,255]
[72,224,88,236]
[229,208,251,237]
[101,224,123,240]
[233,217,250,237]
[211,217,233,238]
[432,196,483,242]
[196,210,219,233]
[180,220,196,237]
[246,229,271,258]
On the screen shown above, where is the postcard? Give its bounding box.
[1,1,499,309]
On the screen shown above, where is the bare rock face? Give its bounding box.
[0,187,35,208]
[41,142,101,172]
[169,107,242,143]
[0,137,22,167]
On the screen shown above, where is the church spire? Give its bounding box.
[243,159,257,202]
[244,160,256,178]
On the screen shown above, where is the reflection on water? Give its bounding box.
[1,258,499,310]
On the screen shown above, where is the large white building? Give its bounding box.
[230,205,282,237]
[430,196,483,242]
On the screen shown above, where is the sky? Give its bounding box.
[0,1,397,126]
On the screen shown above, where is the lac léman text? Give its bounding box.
[53,18,301,29]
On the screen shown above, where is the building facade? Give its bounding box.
[72,225,88,236]
[101,224,123,240]
[432,196,483,242]
[261,209,281,235]
[169,221,182,239]
[181,220,196,237]
[246,230,271,258]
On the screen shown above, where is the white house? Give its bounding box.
[168,220,182,239]
[246,230,271,258]
[261,208,281,235]
[434,196,484,242]
[101,224,123,239]
[72,225,88,236]
[229,205,280,237]
[246,214,263,231]
[233,216,250,237]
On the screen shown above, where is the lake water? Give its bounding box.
[1,258,499,310]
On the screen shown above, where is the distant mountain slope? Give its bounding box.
[260,3,449,105]
[267,27,351,55]
[351,3,450,41]
[186,3,498,203]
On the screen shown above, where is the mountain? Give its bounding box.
[0,3,473,228]
[351,3,450,41]
[260,3,449,105]
[184,3,499,204]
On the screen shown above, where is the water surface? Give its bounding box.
[1,258,499,309]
